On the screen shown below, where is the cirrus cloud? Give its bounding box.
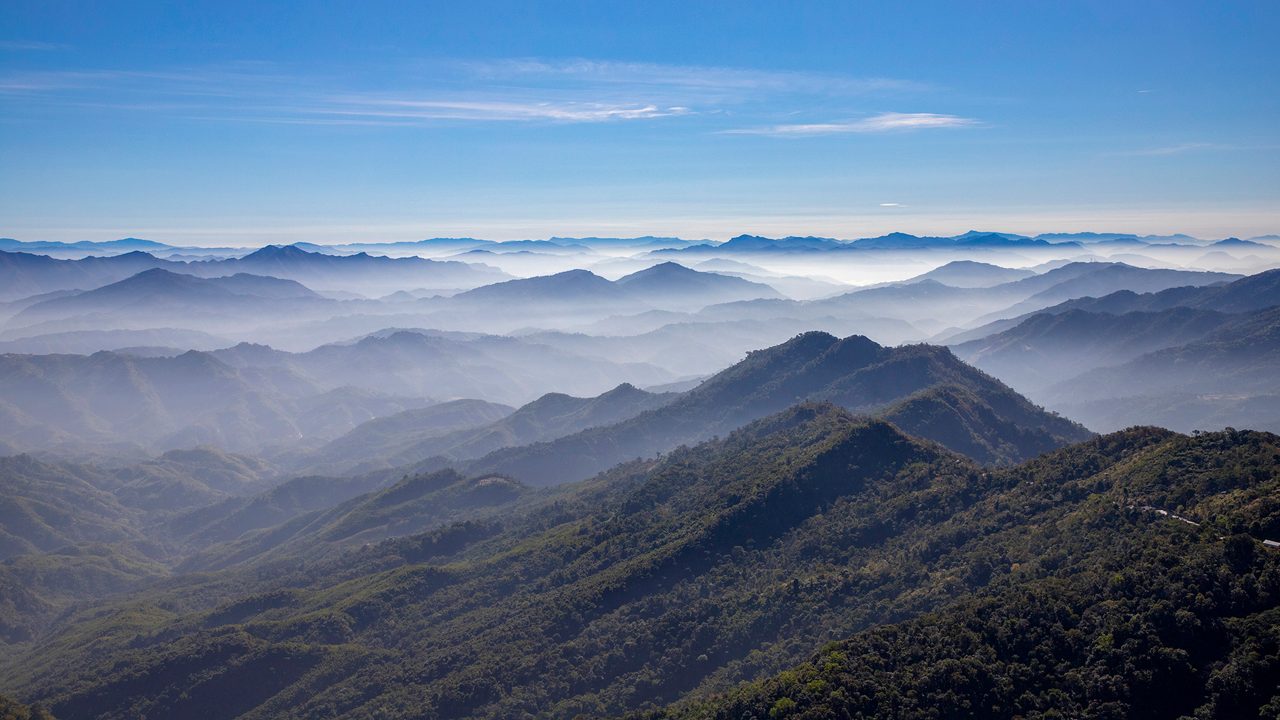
[316,97,691,123]
[723,112,979,136]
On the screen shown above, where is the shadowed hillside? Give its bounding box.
[4,406,1275,719]
[463,332,1090,485]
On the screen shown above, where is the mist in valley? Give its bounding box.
[3,3,1280,716]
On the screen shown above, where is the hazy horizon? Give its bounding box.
[4,224,1279,249]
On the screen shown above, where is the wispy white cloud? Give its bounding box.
[723,112,979,136]
[0,58,936,129]
[879,202,906,207]
[0,65,700,125]
[317,97,690,123]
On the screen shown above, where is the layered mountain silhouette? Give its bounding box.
[0,349,432,453]
[943,267,1280,344]
[654,231,1075,254]
[0,244,508,301]
[614,262,782,307]
[2,229,1278,720]
[904,259,1036,287]
[0,328,232,355]
[850,231,1061,250]
[0,328,680,453]
[8,406,1274,719]
[451,268,636,307]
[1042,305,1280,432]
[973,263,1242,320]
[307,382,677,473]
[941,268,1280,431]
[448,264,780,312]
[0,250,172,301]
[953,306,1232,393]
[10,269,319,325]
[461,331,1090,485]
[298,398,517,473]
[800,261,1238,332]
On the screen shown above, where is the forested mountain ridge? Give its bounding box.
[304,382,675,474]
[461,332,1090,484]
[952,306,1232,393]
[0,692,54,720]
[943,266,1280,345]
[1042,304,1280,433]
[5,405,1276,720]
[645,428,1280,720]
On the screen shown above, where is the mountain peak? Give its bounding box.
[598,381,645,398]
[639,260,693,274]
[242,244,315,260]
[111,267,208,290]
[719,235,841,251]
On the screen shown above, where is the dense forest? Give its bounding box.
[5,406,1277,719]
[645,430,1280,719]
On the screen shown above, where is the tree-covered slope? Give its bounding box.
[1044,305,1280,432]
[176,469,528,572]
[298,398,515,473]
[306,383,673,474]
[0,456,141,560]
[6,406,1274,720]
[646,429,1280,720]
[0,692,54,720]
[463,332,1089,485]
[952,306,1230,393]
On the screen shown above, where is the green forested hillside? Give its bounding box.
[1045,305,1280,432]
[305,383,673,474]
[176,469,528,572]
[0,693,54,720]
[4,405,1275,720]
[646,429,1280,720]
[297,398,515,473]
[463,332,1090,485]
[0,456,141,560]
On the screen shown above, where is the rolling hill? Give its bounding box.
[0,349,432,453]
[942,267,1280,344]
[614,262,781,307]
[1041,305,1280,432]
[904,260,1036,287]
[307,382,678,475]
[460,331,1090,485]
[952,306,1231,393]
[5,406,1275,719]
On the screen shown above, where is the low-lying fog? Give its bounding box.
[2,230,1278,463]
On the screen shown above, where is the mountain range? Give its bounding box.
[1,230,1279,720]
[948,269,1280,431]
[3,405,1274,719]
[0,327,685,454]
[460,331,1090,486]
[1041,305,1280,432]
[303,382,677,474]
[0,245,508,302]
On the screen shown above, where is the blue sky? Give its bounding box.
[1,0,1277,245]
